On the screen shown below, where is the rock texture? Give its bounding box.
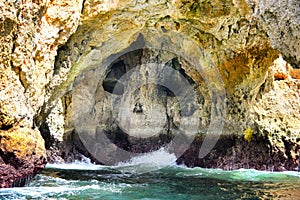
[177,56,300,171]
[41,0,299,170]
[0,0,300,187]
[247,0,300,68]
[0,126,46,188]
[0,0,83,187]
[251,56,300,170]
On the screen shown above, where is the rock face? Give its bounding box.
[0,0,83,187]
[251,56,300,170]
[0,126,46,188]
[0,0,299,187]
[247,0,300,68]
[41,0,299,170]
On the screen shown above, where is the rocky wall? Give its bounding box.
[0,0,299,187]
[41,0,298,170]
[0,0,83,187]
[247,0,300,68]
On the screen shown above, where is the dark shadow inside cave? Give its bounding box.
[102,49,195,95]
[100,48,200,154]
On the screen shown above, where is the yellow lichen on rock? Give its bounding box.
[244,127,253,142]
[0,126,46,160]
[0,125,46,187]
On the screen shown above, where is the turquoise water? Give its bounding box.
[1,162,300,200]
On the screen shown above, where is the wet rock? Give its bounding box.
[0,126,46,188]
[251,56,300,170]
[0,0,83,187]
[177,134,298,171]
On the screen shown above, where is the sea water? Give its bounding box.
[1,150,300,199]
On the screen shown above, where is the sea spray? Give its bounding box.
[116,147,177,174]
[117,148,176,166]
[46,156,103,171]
[4,151,299,199]
[46,148,177,174]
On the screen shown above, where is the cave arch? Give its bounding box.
[67,29,226,165]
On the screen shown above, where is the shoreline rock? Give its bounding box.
[0,0,83,188]
[0,126,46,188]
[1,0,299,187]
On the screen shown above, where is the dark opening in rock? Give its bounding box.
[104,125,174,154]
[102,49,196,96]
[65,47,206,164]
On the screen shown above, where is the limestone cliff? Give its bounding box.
[247,0,300,68]
[0,0,299,187]
[0,0,83,187]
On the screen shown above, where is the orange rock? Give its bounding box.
[0,126,46,188]
[274,72,288,80]
[289,69,300,79]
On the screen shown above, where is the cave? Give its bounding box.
[1,0,300,193]
[64,47,211,165]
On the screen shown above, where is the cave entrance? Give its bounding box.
[65,30,226,166]
[100,48,200,154]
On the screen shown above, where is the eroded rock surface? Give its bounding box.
[0,0,300,188]
[0,0,83,187]
[0,126,46,188]
[251,56,300,170]
[42,0,299,170]
[247,0,300,68]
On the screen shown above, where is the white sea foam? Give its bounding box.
[45,151,300,179]
[114,148,177,174]
[117,148,176,166]
[46,156,104,170]
[0,185,101,199]
[46,148,176,173]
